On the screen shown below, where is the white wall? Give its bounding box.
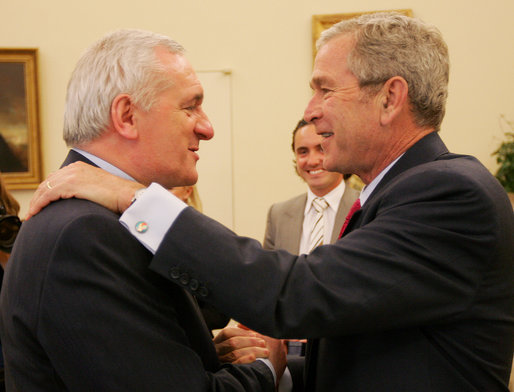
[2,0,513,241]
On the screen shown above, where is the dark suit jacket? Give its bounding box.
[149,133,514,391]
[0,150,274,392]
[263,183,360,252]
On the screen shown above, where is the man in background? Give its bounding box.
[0,29,285,391]
[263,119,359,254]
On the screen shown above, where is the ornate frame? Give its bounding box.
[0,48,42,189]
[312,9,413,59]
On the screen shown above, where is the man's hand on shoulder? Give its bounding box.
[27,162,142,219]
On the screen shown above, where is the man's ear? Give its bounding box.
[379,76,409,126]
[110,94,139,140]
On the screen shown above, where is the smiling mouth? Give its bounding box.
[309,169,325,175]
[188,147,200,160]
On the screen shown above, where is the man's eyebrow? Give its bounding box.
[310,76,326,89]
[190,93,204,103]
[183,93,204,106]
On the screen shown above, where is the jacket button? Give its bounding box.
[189,279,199,291]
[179,273,190,285]
[169,267,180,279]
[197,286,209,298]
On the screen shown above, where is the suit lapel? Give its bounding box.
[367,132,448,206]
[346,132,449,234]
[281,194,306,253]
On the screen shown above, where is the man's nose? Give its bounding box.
[195,109,214,140]
[307,150,323,167]
[304,93,321,123]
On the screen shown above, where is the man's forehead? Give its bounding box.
[295,125,321,148]
[311,34,354,83]
[310,56,340,87]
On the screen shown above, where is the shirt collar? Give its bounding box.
[72,148,136,181]
[359,154,403,206]
[305,179,346,215]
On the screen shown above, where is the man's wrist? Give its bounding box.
[120,185,146,213]
[119,183,188,254]
[130,188,146,205]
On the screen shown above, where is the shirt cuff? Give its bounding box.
[119,182,187,254]
[256,358,277,385]
[256,360,292,391]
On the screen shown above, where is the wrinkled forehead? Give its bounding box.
[310,34,356,87]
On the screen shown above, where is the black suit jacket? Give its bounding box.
[0,150,274,391]
[149,133,514,391]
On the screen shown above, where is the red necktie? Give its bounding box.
[338,198,361,238]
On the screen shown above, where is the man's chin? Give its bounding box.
[160,173,198,189]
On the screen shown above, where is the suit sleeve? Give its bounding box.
[39,212,275,392]
[149,166,513,340]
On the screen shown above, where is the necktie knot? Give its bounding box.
[312,197,328,213]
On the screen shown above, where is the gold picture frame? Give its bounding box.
[0,48,42,189]
[312,9,413,59]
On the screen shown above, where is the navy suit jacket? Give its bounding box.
[0,150,274,391]
[149,132,514,391]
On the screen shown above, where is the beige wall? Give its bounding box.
[2,0,513,240]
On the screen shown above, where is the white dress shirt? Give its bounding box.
[299,180,345,254]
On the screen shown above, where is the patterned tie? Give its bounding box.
[338,198,361,238]
[308,197,329,252]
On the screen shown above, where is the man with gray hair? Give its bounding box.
[0,29,286,391]
[25,13,514,391]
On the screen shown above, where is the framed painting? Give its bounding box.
[312,9,413,59]
[0,48,42,189]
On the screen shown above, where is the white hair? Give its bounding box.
[63,29,185,146]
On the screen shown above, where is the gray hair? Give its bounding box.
[317,12,449,131]
[63,29,185,146]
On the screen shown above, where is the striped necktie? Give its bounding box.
[307,197,329,253]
